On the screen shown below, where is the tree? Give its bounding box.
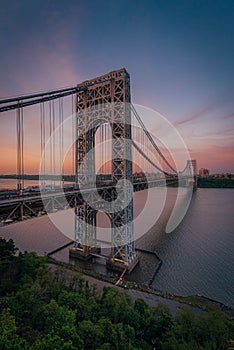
[77,319,103,349]
[0,238,18,295]
[57,325,84,349]
[174,306,197,343]
[134,298,149,315]
[194,310,233,350]
[0,238,17,261]
[0,308,28,350]
[42,299,76,333]
[31,333,76,350]
[100,287,133,323]
[150,304,174,345]
[96,318,118,345]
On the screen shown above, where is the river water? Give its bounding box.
[134,188,234,307]
[0,178,40,189]
[0,178,73,190]
[0,178,233,307]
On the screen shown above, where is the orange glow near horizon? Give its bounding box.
[1,143,234,175]
[0,97,233,175]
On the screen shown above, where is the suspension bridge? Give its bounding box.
[0,68,197,272]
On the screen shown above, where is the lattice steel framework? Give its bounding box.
[74,68,135,262]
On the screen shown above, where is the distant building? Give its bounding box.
[199,168,210,177]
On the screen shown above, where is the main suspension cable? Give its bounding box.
[132,140,172,177]
[131,104,177,174]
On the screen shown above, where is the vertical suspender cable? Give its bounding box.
[49,101,52,187]
[40,102,43,186]
[16,105,24,191]
[104,123,106,175]
[43,103,45,184]
[40,103,43,165]
[131,112,136,173]
[40,102,46,189]
[134,112,137,174]
[59,97,64,186]
[98,126,100,176]
[101,124,103,176]
[61,97,64,181]
[21,107,24,190]
[72,93,75,184]
[16,107,21,191]
[96,126,99,175]
[102,124,104,176]
[59,98,62,187]
[52,100,55,187]
[102,124,104,175]
[143,131,145,175]
[146,133,148,174]
[105,124,107,175]
[99,125,101,176]
[140,125,143,174]
[106,123,109,175]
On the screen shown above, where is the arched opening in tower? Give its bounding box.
[94,122,112,182]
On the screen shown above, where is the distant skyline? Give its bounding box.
[0,0,233,174]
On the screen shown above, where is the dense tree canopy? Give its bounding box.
[0,238,233,349]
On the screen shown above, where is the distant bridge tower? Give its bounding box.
[185,159,197,190]
[72,68,137,271]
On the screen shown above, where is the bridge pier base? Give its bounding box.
[69,244,101,261]
[106,251,140,274]
[69,245,139,274]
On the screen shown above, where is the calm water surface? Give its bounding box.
[0,178,40,189]
[135,188,234,307]
[0,178,73,190]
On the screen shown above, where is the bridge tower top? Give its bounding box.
[77,67,130,87]
[76,67,131,113]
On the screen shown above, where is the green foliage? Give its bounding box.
[31,333,77,350]
[0,238,233,350]
[160,306,233,350]
[41,299,76,333]
[100,286,133,323]
[198,177,234,188]
[0,308,27,350]
[0,238,17,261]
[0,238,47,296]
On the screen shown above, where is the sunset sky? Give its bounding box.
[0,0,233,174]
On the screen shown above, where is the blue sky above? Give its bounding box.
[0,0,233,173]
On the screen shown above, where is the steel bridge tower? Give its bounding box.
[72,68,137,270]
[185,159,197,190]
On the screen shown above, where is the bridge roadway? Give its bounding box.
[0,177,189,223]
